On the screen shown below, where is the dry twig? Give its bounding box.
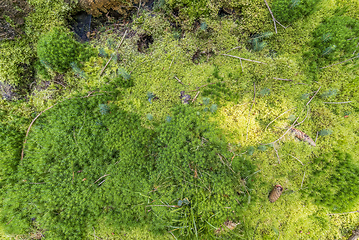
[174,76,184,85]
[323,101,353,104]
[100,30,128,76]
[264,0,277,33]
[246,82,256,141]
[265,107,297,131]
[273,77,293,81]
[222,54,267,64]
[301,172,306,189]
[289,154,304,165]
[327,210,359,216]
[321,55,359,69]
[306,86,321,106]
[191,91,200,103]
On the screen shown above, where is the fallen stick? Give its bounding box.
[264,0,277,33]
[100,30,128,76]
[306,86,321,106]
[174,76,184,85]
[323,101,353,104]
[273,77,293,81]
[289,154,304,165]
[191,91,200,103]
[225,46,242,53]
[265,107,297,131]
[320,55,359,69]
[187,81,226,92]
[327,210,359,216]
[273,144,280,164]
[315,131,319,144]
[301,171,306,188]
[222,54,267,64]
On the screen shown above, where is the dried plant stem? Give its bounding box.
[169,56,175,70]
[323,101,353,104]
[306,86,321,106]
[100,30,128,76]
[222,54,267,64]
[289,154,304,165]
[301,172,306,188]
[174,76,184,85]
[187,81,226,92]
[21,103,59,163]
[94,174,110,184]
[315,131,319,143]
[265,107,297,131]
[321,55,359,69]
[294,106,310,127]
[273,144,280,164]
[264,0,277,33]
[275,19,289,29]
[273,77,293,81]
[327,210,359,216]
[225,46,242,53]
[246,82,256,141]
[191,91,200,103]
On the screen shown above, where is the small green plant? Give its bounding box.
[200,22,208,30]
[248,32,273,51]
[318,129,333,136]
[210,104,218,113]
[272,0,318,23]
[259,88,271,96]
[37,27,95,73]
[111,68,133,88]
[321,89,338,98]
[147,113,154,120]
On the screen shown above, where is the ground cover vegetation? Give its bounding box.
[0,0,359,239]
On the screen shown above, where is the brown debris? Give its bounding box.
[269,185,283,203]
[289,127,316,147]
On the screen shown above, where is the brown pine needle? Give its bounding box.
[222,54,267,64]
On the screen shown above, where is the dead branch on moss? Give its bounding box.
[222,54,267,64]
[264,0,277,33]
[246,82,256,141]
[273,144,280,164]
[225,46,242,53]
[323,101,353,104]
[315,131,319,144]
[174,76,184,85]
[275,19,290,29]
[306,86,321,106]
[273,77,293,81]
[289,154,304,165]
[294,106,310,127]
[265,107,297,131]
[100,30,127,76]
[21,103,59,164]
[192,91,200,103]
[320,55,359,69]
[187,81,226,92]
[327,210,359,216]
[301,171,306,188]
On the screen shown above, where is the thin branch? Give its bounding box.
[21,103,59,163]
[265,107,297,131]
[225,46,242,53]
[301,171,306,189]
[289,154,304,165]
[169,56,175,70]
[327,210,359,216]
[191,91,200,103]
[146,205,178,208]
[306,86,321,106]
[273,144,280,163]
[323,101,353,104]
[275,19,289,29]
[294,106,310,127]
[315,131,319,144]
[264,0,277,33]
[187,81,226,92]
[94,174,110,184]
[6,216,15,225]
[320,55,359,69]
[100,30,128,76]
[246,82,256,141]
[174,76,184,85]
[222,54,267,64]
[273,77,293,81]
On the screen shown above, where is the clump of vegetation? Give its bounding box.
[306,15,359,72]
[306,151,359,212]
[147,105,256,237]
[271,0,318,23]
[37,27,94,74]
[0,95,154,239]
[248,32,273,52]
